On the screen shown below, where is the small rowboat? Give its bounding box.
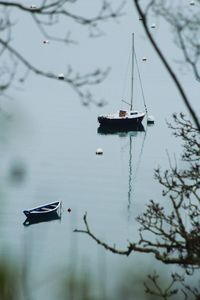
[23,201,62,219]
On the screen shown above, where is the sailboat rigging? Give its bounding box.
[98,33,147,129]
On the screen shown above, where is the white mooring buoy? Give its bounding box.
[58,73,65,80]
[142,57,147,62]
[96,148,103,155]
[30,5,37,9]
[190,0,195,5]
[147,115,155,124]
[151,23,156,29]
[43,40,49,44]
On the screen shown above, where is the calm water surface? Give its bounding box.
[0,80,186,299]
[0,5,199,298]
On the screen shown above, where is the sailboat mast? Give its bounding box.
[130,33,134,111]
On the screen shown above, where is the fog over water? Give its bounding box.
[0,1,199,299]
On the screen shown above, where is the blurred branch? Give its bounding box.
[0,36,110,105]
[144,271,179,299]
[133,0,200,130]
[0,0,126,41]
[0,0,126,105]
[144,271,200,300]
[74,211,200,266]
[0,0,125,24]
[31,14,77,44]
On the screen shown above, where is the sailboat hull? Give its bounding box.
[98,113,145,128]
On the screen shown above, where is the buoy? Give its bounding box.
[142,57,147,62]
[147,115,155,124]
[96,148,103,155]
[58,73,64,80]
[43,40,49,44]
[151,23,156,28]
[190,0,195,5]
[67,208,71,213]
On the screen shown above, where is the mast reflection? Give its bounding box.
[97,124,146,215]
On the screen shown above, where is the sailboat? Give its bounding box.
[98,33,146,129]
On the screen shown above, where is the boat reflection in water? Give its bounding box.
[23,213,62,226]
[97,123,146,215]
[97,123,145,135]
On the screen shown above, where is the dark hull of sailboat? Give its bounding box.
[98,115,145,128]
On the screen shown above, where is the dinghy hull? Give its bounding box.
[23,201,62,219]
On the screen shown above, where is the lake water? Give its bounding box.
[0,79,192,299]
[0,3,199,299]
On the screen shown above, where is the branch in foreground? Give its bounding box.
[133,0,200,131]
[144,271,200,300]
[0,37,109,106]
[0,1,126,103]
[74,213,200,266]
[0,0,126,42]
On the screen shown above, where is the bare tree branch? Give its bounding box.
[133,0,200,131]
[0,0,125,105]
[75,114,200,271]
[0,36,111,105]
